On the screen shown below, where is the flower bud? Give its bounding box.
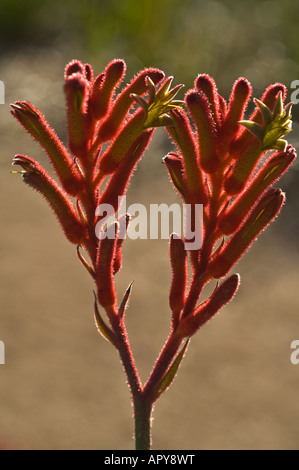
[97,68,164,143]
[219,78,252,153]
[195,74,221,125]
[218,95,228,120]
[260,83,287,114]
[113,214,130,274]
[169,234,187,328]
[177,274,240,337]
[219,147,296,234]
[84,63,94,82]
[13,155,85,245]
[168,109,208,205]
[96,222,119,308]
[98,110,146,174]
[10,101,82,196]
[186,90,219,173]
[65,60,86,78]
[64,72,90,160]
[97,130,154,212]
[224,139,263,195]
[89,59,126,121]
[208,189,285,278]
[163,153,186,199]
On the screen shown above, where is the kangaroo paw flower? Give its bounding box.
[13,155,85,245]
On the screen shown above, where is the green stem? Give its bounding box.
[134,395,153,450]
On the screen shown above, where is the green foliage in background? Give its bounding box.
[1,0,299,94]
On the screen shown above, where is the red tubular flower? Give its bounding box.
[98,109,146,174]
[113,214,131,275]
[224,139,263,195]
[195,74,221,126]
[96,68,164,143]
[219,78,252,153]
[260,83,287,112]
[64,71,91,161]
[96,221,119,309]
[89,59,126,121]
[65,59,86,77]
[219,146,296,234]
[177,274,240,338]
[163,153,187,200]
[169,234,187,329]
[10,102,82,196]
[208,189,285,279]
[84,63,94,82]
[186,90,219,173]
[97,130,154,212]
[225,89,292,195]
[13,155,85,245]
[168,108,208,205]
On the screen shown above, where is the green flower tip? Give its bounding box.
[131,76,184,129]
[239,91,293,151]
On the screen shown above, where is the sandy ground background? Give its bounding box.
[0,50,299,450]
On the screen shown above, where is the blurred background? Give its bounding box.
[0,0,299,450]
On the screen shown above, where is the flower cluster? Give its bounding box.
[11,61,296,449]
[163,75,296,341]
[11,60,182,329]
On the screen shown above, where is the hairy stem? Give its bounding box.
[110,315,142,399]
[143,332,182,398]
[134,394,153,450]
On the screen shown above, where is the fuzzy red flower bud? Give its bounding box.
[113,214,130,275]
[186,90,219,173]
[169,234,187,329]
[65,59,86,78]
[208,188,285,278]
[219,78,252,152]
[96,222,119,308]
[13,155,85,245]
[84,63,94,82]
[89,59,126,121]
[64,72,90,160]
[96,68,164,143]
[260,83,287,114]
[177,274,240,338]
[224,139,262,195]
[10,101,82,196]
[195,74,221,125]
[218,95,228,120]
[163,153,187,199]
[219,146,296,234]
[168,108,208,205]
[98,109,146,174]
[97,130,154,212]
